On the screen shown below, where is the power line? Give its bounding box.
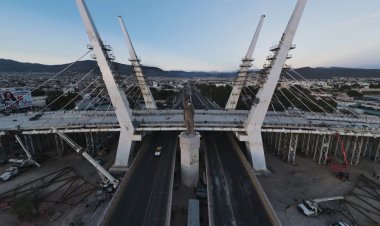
[0,50,92,112]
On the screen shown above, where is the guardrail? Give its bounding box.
[165,135,178,226]
[202,139,215,226]
[227,133,282,226]
[97,134,153,226]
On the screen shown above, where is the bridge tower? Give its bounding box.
[225,15,265,110]
[76,0,137,170]
[118,16,157,109]
[244,0,307,171]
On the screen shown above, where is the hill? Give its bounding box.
[0,59,379,79]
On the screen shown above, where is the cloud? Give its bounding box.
[370,11,380,19]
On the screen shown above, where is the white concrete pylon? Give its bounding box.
[225,15,265,110]
[244,0,307,171]
[76,0,135,169]
[118,16,157,110]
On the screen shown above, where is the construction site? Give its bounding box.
[0,0,380,225]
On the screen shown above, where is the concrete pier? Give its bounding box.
[179,131,200,187]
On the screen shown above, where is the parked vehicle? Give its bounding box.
[298,196,344,217]
[0,167,19,181]
[155,146,163,156]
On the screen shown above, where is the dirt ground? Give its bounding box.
[0,147,117,226]
[258,152,379,226]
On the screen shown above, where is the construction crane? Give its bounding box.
[51,127,119,189]
[298,196,344,217]
[8,134,41,168]
[328,133,350,181]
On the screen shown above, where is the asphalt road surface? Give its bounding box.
[204,132,273,226]
[105,132,177,226]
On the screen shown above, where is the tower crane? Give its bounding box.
[51,127,119,189]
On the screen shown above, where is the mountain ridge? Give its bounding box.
[1,58,380,79]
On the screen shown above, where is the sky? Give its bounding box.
[0,0,380,71]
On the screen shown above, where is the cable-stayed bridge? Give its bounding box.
[1,0,379,225]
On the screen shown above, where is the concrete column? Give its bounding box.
[349,137,358,165]
[0,135,4,150]
[333,136,340,157]
[287,133,298,164]
[274,133,280,154]
[303,133,311,155]
[313,135,321,161]
[345,136,351,159]
[362,137,369,157]
[85,132,95,154]
[180,132,200,187]
[350,136,364,165]
[367,138,375,158]
[245,129,267,171]
[374,138,380,162]
[55,134,64,158]
[0,135,5,160]
[318,134,331,165]
[29,135,35,155]
[281,133,290,162]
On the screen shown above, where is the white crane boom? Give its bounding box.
[313,196,344,203]
[15,135,32,159]
[52,127,119,188]
[14,134,40,167]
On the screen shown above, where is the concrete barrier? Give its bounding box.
[165,135,178,226]
[97,135,153,226]
[228,133,282,226]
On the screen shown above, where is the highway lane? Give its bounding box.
[191,87,220,110]
[204,132,273,226]
[105,131,177,226]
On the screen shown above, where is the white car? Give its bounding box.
[155,146,163,156]
[0,167,19,181]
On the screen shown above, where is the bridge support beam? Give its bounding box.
[118,16,157,110]
[317,134,331,165]
[243,0,307,171]
[374,139,380,162]
[225,15,265,110]
[351,136,364,165]
[85,132,94,154]
[302,133,311,156]
[180,132,200,187]
[55,134,65,158]
[245,130,267,171]
[280,133,289,161]
[76,0,136,170]
[287,133,298,164]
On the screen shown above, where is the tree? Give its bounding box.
[46,91,82,110]
[339,85,352,91]
[10,191,44,221]
[346,90,363,98]
[31,89,45,96]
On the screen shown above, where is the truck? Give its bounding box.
[0,166,19,181]
[297,196,344,217]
